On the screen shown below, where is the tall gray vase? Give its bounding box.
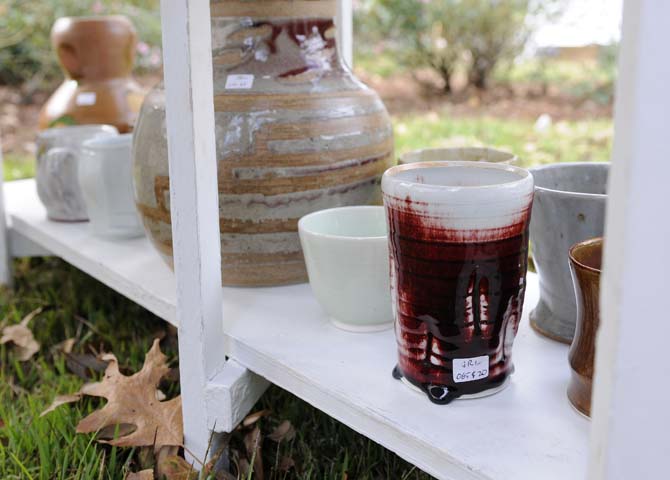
[529,162,609,343]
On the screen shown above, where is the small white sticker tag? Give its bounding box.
[225,74,254,89]
[453,355,489,383]
[76,92,97,106]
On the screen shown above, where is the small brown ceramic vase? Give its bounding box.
[39,16,145,133]
[567,237,603,417]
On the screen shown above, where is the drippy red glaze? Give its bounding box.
[250,19,339,78]
[387,199,531,403]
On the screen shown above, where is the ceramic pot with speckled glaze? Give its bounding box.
[382,162,534,404]
[529,162,608,343]
[133,0,394,286]
[568,237,602,417]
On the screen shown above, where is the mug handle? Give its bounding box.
[43,147,81,211]
[44,147,76,176]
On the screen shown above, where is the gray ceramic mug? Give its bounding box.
[36,125,118,221]
[529,162,609,343]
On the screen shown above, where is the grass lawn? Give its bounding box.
[0,114,611,479]
[393,112,612,166]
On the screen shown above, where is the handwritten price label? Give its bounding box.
[225,74,254,89]
[453,355,489,383]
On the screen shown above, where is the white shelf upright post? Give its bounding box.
[0,136,11,287]
[159,0,224,461]
[160,0,268,462]
[590,0,670,478]
[337,0,354,68]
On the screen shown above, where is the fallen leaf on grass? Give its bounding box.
[40,394,83,417]
[268,420,295,443]
[125,470,154,480]
[244,425,264,480]
[278,456,295,472]
[65,352,109,380]
[156,454,198,480]
[0,307,42,361]
[242,409,271,427]
[53,337,76,354]
[76,339,183,449]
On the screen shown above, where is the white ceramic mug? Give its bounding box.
[298,206,393,332]
[80,134,144,238]
[399,147,518,166]
[36,125,118,221]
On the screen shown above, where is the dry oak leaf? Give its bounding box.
[75,339,183,448]
[125,470,154,480]
[40,393,83,417]
[0,307,42,361]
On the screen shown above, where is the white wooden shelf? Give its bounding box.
[5,179,177,324]
[4,177,588,480]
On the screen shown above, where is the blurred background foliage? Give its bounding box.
[354,0,564,92]
[0,0,161,94]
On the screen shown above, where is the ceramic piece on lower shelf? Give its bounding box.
[568,237,603,418]
[382,161,534,404]
[36,125,118,221]
[298,206,393,333]
[399,146,517,166]
[529,162,609,344]
[80,134,144,239]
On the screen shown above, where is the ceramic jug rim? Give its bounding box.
[400,147,518,165]
[530,162,609,199]
[83,133,132,150]
[569,237,603,274]
[38,125,118,141]
[53,15,133,26]
[384,161,531,191]
[298,206,386,242]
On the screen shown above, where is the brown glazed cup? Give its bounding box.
[567,237,603,417]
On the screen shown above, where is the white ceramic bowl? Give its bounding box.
[298,206,393,332]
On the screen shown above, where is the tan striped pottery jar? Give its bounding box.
[132,0,394,286]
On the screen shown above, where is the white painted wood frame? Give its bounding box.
[589,0,670,478]
[337,0,354,67]
[2,0,668,477]
[159,0,267,461]
[0,137,11,286]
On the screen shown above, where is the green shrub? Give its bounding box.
[356,0,563,92]
[0,0,161,92]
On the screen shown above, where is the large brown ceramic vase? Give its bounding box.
[567,237,603,417]
[133,0,395,286]
[39,16,144,133]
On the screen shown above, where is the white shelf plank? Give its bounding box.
[221,273,588,480]
[4,179,177,325]
[5,178,588,479]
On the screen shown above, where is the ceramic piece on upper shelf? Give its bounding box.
[80,134,144,239]
[382,161,534,404]
[39,16,145,133]
[36,125,118,221]
[568,237,603,418]
[529,162,609,344]
[298,206,393,332]
[399,147,518,166]
[132,0,394,287]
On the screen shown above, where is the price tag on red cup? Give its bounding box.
[453,355,489,383]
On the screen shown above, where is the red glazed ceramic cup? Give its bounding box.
[382,161,534,404]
